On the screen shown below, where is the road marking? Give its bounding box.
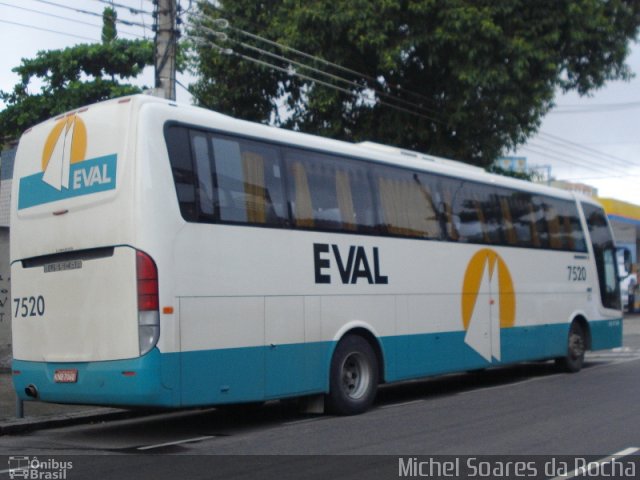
[587,351,640,358]
[587,355,640,371]
[137,435,216,451]
[379,399,425,409]
[548,447,639,480]
[457,376,541,395]
[282,417,326,426]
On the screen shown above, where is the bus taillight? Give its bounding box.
[136,250,160,355]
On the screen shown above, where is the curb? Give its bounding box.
[0,408,155,435]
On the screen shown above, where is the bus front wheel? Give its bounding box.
[327,335,379,415]
[556,321,586,373]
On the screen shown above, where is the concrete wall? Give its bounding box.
[0,146,15,369]
[0,228,9,369]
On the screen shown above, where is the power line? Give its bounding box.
[527,140,631,178]
[0,1,147,39]
[31,0,148,28]
[191,21,446,122]
[550,101,640,114]
[190,33,447,125]
[0,18,97,42]
[521,145,611,176]
[188,19,448,125]
[90,0,154,17]
[188,10,446,113]
[538,131,638,169]
[520,145,637,186]
[176,78,191,95]
[562,173,640,182]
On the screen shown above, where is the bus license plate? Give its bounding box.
[54,369,78,383]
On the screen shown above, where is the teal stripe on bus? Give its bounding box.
[12,319,622,407]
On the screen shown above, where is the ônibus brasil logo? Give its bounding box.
[461,248,515,362]
[18,113,117,210]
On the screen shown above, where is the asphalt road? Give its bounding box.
[1,318,640,479]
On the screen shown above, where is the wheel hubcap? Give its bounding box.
[340,352,371,400]
[569,332,585,359]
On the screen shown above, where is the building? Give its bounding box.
[0,146,15,368]
[598,198,640,263]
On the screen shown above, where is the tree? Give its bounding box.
[102,6,118,44]
[189,0,640,167]
[0,8,153,142]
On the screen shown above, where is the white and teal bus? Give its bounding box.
[11,95,625,415]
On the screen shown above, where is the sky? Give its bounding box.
[1,0,639,205]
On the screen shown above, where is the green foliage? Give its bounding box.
[189,0,640,167]
[102,7,118,44]
[0,31,153,142]
[486,164,535,182]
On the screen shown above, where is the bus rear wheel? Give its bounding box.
[556,321,586,373]
[327,335,379,415]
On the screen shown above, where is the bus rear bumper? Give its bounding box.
[11,348,177,407]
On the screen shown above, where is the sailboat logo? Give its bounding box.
[461,248,515,362]
[41,114,87,190]
[18,113,117,210]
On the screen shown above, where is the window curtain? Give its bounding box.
[241,151,266,224]
[292,161,314,227]
[378,177,433,237]
[335,170,356,231]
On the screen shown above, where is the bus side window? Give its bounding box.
[481,189,502,245]
[240,145,287,225]
[509,193,535,247]
[211,137,248,223]
[374,166,440,239]
[191,132,216,218]
[289,159,315,228]
[210,136,286,226]
[285,149,376,233]
[531,196,550,248]
[498,191,517,246]
[349,167,378,234]
[569,210,587,252]
[439,177,462,241]
[456,184,496,244]
[165,125,198,221]
[545,201,563,249]
[556,200,587,252]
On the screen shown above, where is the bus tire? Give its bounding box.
[326,335,379,415]
[556,321,586,373]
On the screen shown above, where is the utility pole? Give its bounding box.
[154,0,177,100]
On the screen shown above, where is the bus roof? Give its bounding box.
[31,94,589,205]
